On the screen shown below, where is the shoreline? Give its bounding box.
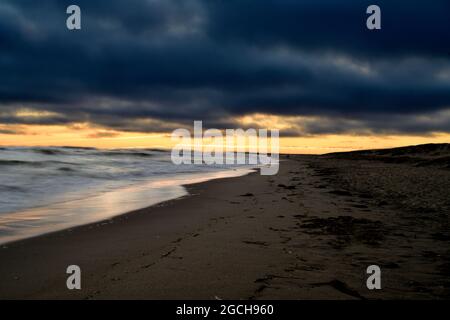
[0,167,255,246]
[1,155,449,299]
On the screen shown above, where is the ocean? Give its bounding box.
[0,147,253,244]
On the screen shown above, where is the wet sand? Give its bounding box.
[1,153,449,299]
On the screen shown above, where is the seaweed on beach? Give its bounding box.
[300,216,385,248]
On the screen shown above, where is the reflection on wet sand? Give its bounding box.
[0,168,253,245]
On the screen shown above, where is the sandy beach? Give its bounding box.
[1,148,450,300]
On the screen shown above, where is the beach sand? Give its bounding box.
[1,152,449,299]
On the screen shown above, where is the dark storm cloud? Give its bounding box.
[205,0,450,59]
[0,0,450,135]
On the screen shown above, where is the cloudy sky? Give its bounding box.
[0,0,449,152]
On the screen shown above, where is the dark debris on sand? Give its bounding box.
[299,216,385,248]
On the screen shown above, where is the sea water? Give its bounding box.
[0,147,253,244]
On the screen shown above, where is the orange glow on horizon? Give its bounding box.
[0,122,449,154]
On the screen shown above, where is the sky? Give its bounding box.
[0,0,450,153]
